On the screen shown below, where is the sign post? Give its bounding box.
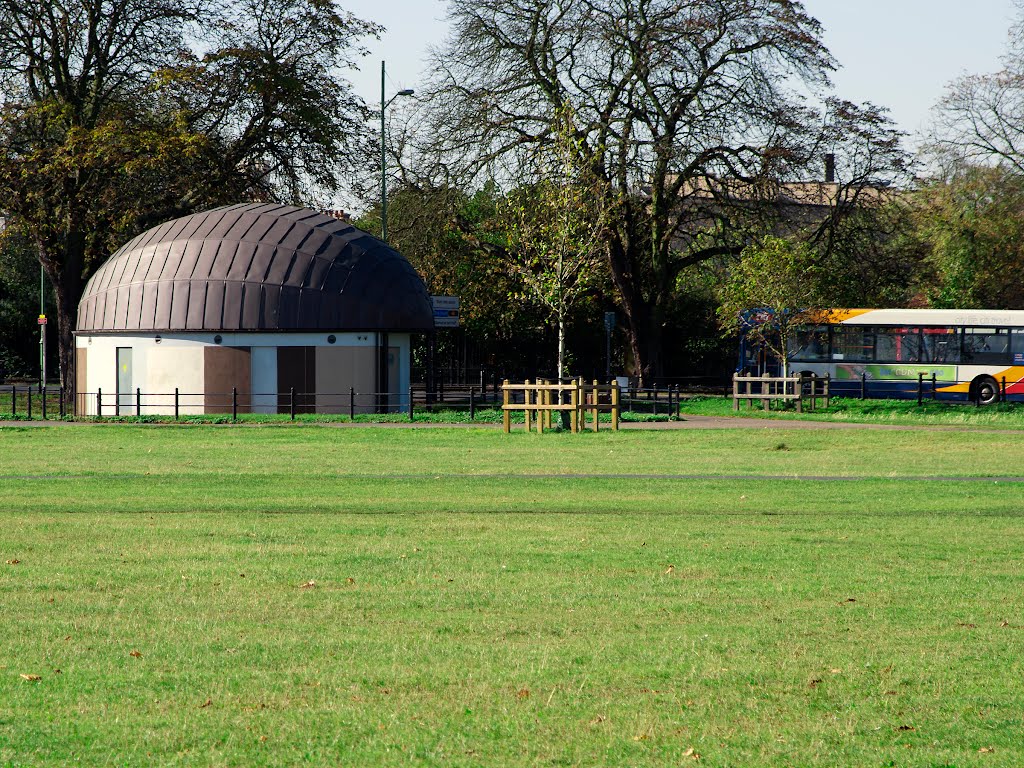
[428,297,460,406]
[431,296,460,328]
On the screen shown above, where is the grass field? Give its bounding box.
[679,395,1024,429]
[2,425,1024,766]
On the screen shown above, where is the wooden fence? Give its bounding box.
[732,373,830,412]
[501,379,621,433]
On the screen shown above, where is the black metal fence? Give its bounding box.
[1,382,691,421]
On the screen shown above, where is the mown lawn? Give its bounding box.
[1,425,1023,767]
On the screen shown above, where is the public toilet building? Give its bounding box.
[74,203,434,415]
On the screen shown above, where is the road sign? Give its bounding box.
[431,296,460,328]
[37,315,47,325]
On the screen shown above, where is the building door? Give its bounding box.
[116,347,133,415]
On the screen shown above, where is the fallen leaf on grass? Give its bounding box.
[979,746,995,754]
[199,698,212,709]
[830,668,842,674]
[683,747,701,761]
[299,580,316,589]
[808,678,822,689]
[589,715,607,725]
[957,622,977,628]
[897,725,915,732]
[345,577,355,585]
[664,565,675,575]
[6,559,20,565]
[20,674,41,681]
[515,688,530,700]
[129,650,142,658]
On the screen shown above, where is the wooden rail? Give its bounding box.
[501,379,621,433]
[732,373,830,412]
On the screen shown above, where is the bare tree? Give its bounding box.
[408,0,906,382]
[930,2,1024,172]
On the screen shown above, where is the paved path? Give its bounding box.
[1,415,1021,433]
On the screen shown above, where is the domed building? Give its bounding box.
[74,203,434,416]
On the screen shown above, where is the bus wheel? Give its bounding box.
[972,376,1000,405]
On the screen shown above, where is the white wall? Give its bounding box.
[74,331,414,416]
[250,347,277,414]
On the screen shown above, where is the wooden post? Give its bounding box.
[762,375,769,412]
[732,373,739,411]
[824,374,831,408]
[502,379,511,433]
[570,380,579,433]
[611,379,620,431]
[544,380,552,430]
[592,379,600,432]
[796,375,803,413]
[536,381,544,434]
[524,379,532,433]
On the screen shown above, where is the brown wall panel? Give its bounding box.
[203,346,251,413]
[75,347,87,415]
[277,346,315,413]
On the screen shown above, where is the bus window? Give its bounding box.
[831,326,873,361]
[923,328,960,363]
[874,327,921,363]
[962,328,1010,364]
[1013,330,1024,364]
[789,326,829,362]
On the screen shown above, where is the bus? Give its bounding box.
[738,308,1024,404]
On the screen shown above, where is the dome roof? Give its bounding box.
[76,203,434,333]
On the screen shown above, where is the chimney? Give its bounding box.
[824,153,836,183]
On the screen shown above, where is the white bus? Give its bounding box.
[740,308,1024,404]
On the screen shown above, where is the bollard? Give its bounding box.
[349,387,355,420]
[469,386,476,420]
[10,385,15,417]
[41,385,47,420]
[26,387,31,420]
[917,372,924,406]
[232,387,238,421]
[931,373,937,401]
[861,371,867,400]
[611,379,620,431]
[174,388,179,420]
[136,387,141,417]
[97,388,102,417]
[1002,376,1007,403]
[290,387,296,420]
[59,386,65,419]
[408,386,415,422]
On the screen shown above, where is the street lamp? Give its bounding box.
[381,60,414,244]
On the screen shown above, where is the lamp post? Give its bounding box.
[380,60,413,244]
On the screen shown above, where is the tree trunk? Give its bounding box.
[606,234,654,387]
[40,241,85,413]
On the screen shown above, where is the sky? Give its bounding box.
[340,0,1020,145]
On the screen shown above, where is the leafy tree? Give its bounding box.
[912,164,1024,309]
[0,225,47,379]
[0,0,379,399]
[409,0,907,383]
[717,236,823,378]
[498,106,607,384]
